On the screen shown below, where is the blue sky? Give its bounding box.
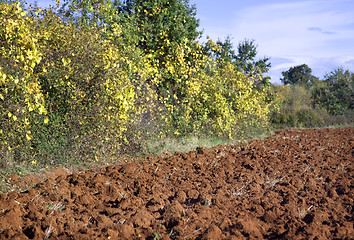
[27,0,354,84]
[189,0,354,83]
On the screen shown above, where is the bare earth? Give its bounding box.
[0,127,353,239]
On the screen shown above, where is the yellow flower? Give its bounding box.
[26,131,32,140]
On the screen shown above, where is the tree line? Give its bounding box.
[0,0,352,170]
[271,64,353,128]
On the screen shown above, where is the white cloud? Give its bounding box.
[202,0,354,82]
[233,1,353,52]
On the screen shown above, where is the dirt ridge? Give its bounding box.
[0,127,353,239]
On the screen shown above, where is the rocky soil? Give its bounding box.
[0,127,353,239]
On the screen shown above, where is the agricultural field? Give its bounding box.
[1,1,353,239]
[0,127,352,239]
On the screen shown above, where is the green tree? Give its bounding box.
[235,39,271,79]
[215,35,237,66]
[116,0,201,49]
[281,64,318,86]
[205,37,271,85]
[59,0,201,42]
[312,68,354,115]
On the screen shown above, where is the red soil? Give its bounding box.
[0,127,353,239]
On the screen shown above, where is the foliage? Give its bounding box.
[312,68,354,115]
[276,65,353,128]
[281,64,318,86]
[1,0,350,175]
[32,3,162,162]
[0,2,46,159]
[0,0,275,171]
[117,0,201,47]
[204,36,271,86]
[150,36,274,138]
[216,36,237,64]
[235,39,271,85]
[270,85,326,128]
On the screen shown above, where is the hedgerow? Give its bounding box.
[0,2,46,166]
[1,0,274,169]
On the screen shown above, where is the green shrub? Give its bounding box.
[270,85,327,128]
[312,68,353,115]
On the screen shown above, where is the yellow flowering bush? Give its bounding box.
[148,37,272,138]
[0,2,46,156]
[1,0,275,168]
[30,6,145,161]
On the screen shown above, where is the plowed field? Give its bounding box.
[1,127,353,239]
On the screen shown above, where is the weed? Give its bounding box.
[48,200,65,214]
[232,185,246,197]
[85,217,93,227]
[303,164,312,173]
[265,175,284,188]
[115,219,126,224]
[336,162,349,171]
[298,205,313,218]
[44,225,54,239]
[204,198,211,207]
[152,224,162,240]
[152,232,161,240]
[184,228,202,239]
[168,228,177,237]
[118,192,129,198]
[142,134,234,157]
